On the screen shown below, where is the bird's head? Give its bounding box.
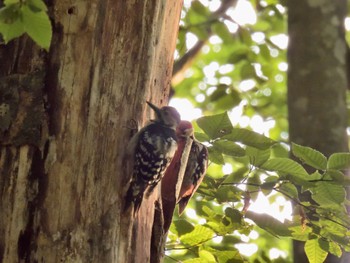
[176,120,194,139]
[147,101,181,129]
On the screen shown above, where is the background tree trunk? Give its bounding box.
[0,1,183,262]
[287,0,349,262]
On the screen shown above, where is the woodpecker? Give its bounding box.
[162,120,194,231]
[162,121,208,232]
[177,128,208,215]
[124,101,181,215]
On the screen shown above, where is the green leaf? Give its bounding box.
[225,207,243,223]
[222,128,275,150]
[304,239,328,263]
[0,14,24,43]
[183,258,206,263]
[327,153,350,170]
[191,1,210,16]
[221,167,249,184]
[197,112,233,139]
[214,250,243,262]
[328,241,342,258]
[311,182,346,207]
[211,21,233,43]
[0,3,25,43]
[245,211,292,237]
[290,225,312,241]
[271,143,290,158]
[195,132,210,142]
[262,158,309,180]
[240,62,256,80]
[180,225,215,246]
[0,3,21,24]
[247,173,261,200]
[199,249,216,262]
[21,5,52,50]
[27,0,48,12]
[4,0,20,4]
[208,147,225,164]
[215,185,242,203]
[325,169,345,183]
[227,47,249,64]
[292,143,327,170]
[246,146,270,166]
[213,140,245,157]
[171,219,195,236]
[279,182,299,200]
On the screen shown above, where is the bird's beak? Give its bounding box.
[146,101,161,118]
[184,128,194,137]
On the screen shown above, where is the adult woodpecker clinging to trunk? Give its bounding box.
[124,101,181,215]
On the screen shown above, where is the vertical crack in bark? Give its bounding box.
[150,200,165,263]
[17,147,47,262]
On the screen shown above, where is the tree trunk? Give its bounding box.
[287,0,349,262]
[0,1,183,262]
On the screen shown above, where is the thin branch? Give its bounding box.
[223,181,350,230]
[165,234,219,251]
[172,0,238,83]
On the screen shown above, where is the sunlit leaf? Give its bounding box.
[324,169,345,183]
[213,140,245,157]
[292,143,327,170]
[327,153,350,170]
[304,239,328,263]
[311,182,346,207]
[27,0,48,12]
[247,172,261,200]
[199,249,216,262]
[197,112,233,139]
[191,1,210,16]
[290,224,312,241]
[328,241,342,258]
[279,182,299,200]
[0,14,24,43]
[183,258,206,263]
[0,3,25,43]
[180,225,215,246]
[245,211,292,237]
[261,158,308,180]
[246,146,270,166]
[212,249,243,263]
[271,143,290,158]
[22,5,52,50]
[222,128,275,149]
[208,147,225,164]
[221,167,249,185]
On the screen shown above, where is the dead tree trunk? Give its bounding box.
[0,1,183,262]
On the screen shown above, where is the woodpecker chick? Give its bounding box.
[162,121,194,231]
[125,101,181,215]
[178,137,208,215]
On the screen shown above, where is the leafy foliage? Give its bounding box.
[168,1,350,262]
[165,112,350,263]
[0,0,52,50]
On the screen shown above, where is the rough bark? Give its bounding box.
[287,0,349,262]
[0,1,183,263]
